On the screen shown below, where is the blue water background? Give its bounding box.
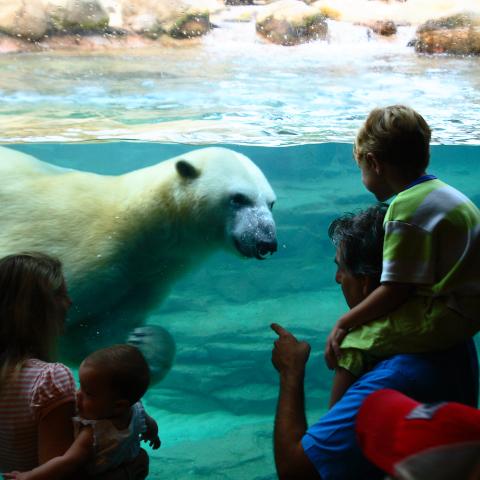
[10,141,480,479]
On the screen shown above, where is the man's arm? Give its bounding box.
[271,323,321,480]
[325,283,413,368]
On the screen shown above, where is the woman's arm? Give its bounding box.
[5,427,93,480]
[38,401,76,463]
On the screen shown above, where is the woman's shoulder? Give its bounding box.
[25,358,74,381]
[30,360,76,415]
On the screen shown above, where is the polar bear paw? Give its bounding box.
[127,325,176,384]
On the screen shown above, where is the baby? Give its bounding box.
[5,344,160,479]
[326,105,480,406]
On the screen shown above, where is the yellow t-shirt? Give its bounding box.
[339,178,480,377]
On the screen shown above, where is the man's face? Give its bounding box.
[334,250,368,309]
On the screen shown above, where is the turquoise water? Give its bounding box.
[1,4,479,476]
[10,141,480,479]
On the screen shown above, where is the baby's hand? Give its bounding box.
[141,431,161,449]
[142,412,161,449]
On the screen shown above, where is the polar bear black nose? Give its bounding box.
[257,238,278,259]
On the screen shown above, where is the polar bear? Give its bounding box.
[0,146,277,380]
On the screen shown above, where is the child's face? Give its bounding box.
[77,361,117,420]
[355,152,393,201]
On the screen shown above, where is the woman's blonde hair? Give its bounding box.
[0,252,66,387]
[355,105,431,176]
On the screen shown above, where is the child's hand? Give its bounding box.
[141,431,161,449]
[324,324,349,370]
[3,472,28,480]
[141,420,161,450]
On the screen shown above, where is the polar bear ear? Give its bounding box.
[176,160,200,180]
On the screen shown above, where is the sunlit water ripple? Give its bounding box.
[0,19,479,145]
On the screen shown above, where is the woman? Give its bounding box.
[0,252,76,471]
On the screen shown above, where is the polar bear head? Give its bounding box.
[171,147,277,260]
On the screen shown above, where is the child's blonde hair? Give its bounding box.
[355,105,431,176]
[83,344,150,406]
[0,252,66,388]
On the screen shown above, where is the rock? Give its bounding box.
[225,0,255,4]
[311,1,341,21]
[168,13,211,39]
[99,0,123,29]
[0,0,49,41]
[414,12,480,54]
[0,0,109,40]
[256,0,328,46]
[121,0,213,39]
[46,0,109,33]
[371,19,397,35]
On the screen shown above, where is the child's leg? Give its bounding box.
[98,448,149,480]
[329,367,357,408]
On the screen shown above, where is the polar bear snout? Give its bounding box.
[230,206,277,259]
[233,232,277,259]
[256,236,278,259]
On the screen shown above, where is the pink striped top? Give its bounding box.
[0,358,76,471]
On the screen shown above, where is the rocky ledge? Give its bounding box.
[0,0,479,54]
[414,11,480,55]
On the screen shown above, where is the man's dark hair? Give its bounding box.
[328,203,388,280]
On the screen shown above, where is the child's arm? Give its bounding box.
[3,427,93,480]
[141,411,161,450]
[325,282,413,369]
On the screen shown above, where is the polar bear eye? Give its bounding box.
[230,193,251,207]
[268,201,275,210]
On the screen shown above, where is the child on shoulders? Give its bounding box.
[5,344,160,480]
[325,105,480,406]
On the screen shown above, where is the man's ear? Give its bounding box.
[176,160,200,180]
[366,152,382,175]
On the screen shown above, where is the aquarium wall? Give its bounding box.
[1,1,479,479]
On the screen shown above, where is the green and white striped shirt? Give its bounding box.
[382,178,480,320]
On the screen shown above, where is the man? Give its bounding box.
[271,204,479,480]
[357,388,480,480]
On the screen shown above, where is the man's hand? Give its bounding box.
[271,323,311,376]
[271,324,320,480]
[324,323,349,370]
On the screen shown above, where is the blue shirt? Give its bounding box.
[302,340,479,480]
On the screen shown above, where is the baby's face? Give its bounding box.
[77,361,116,420]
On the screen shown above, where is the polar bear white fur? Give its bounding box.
[0,146,277,378]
